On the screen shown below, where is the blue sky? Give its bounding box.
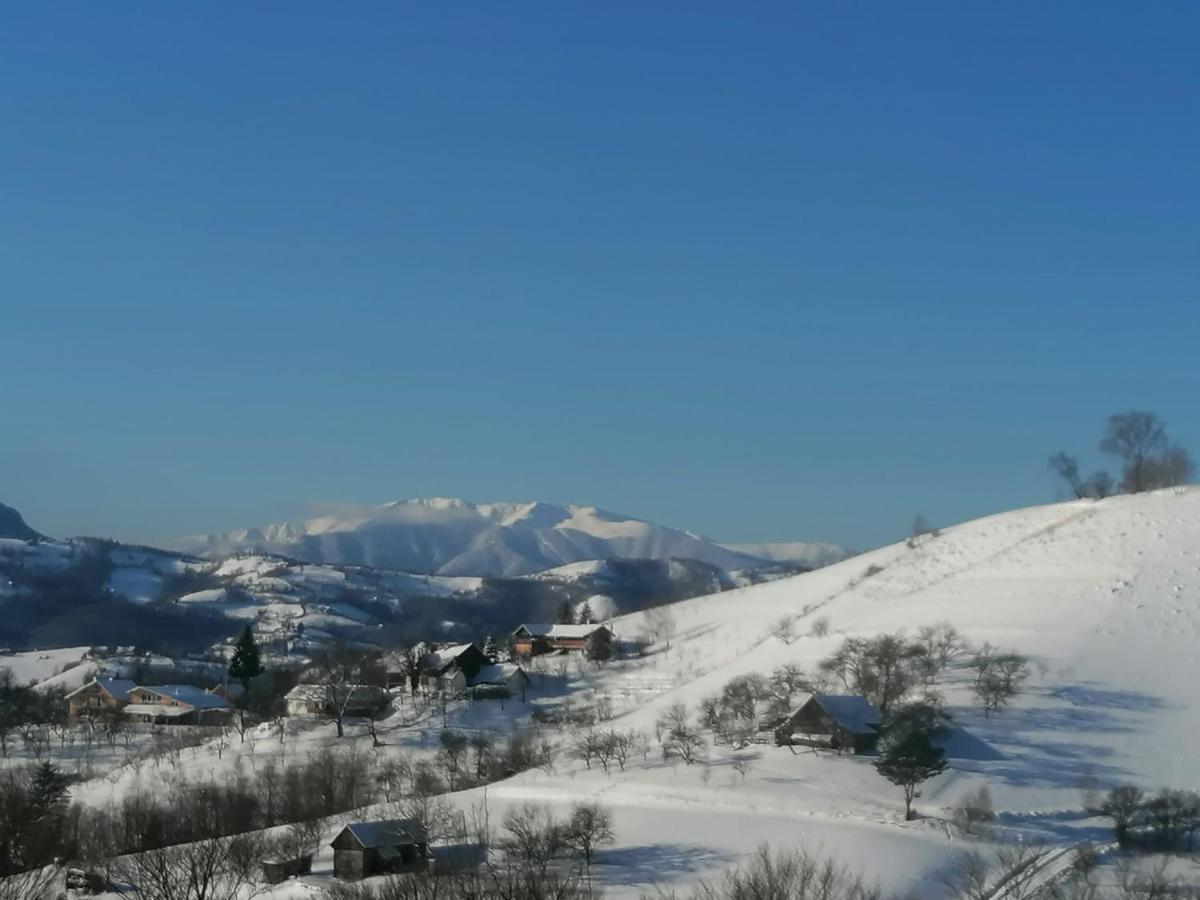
[1,3,1197,550]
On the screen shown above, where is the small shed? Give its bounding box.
[774,694,881,754]
[330,818,429,881]
[468,663,530,700]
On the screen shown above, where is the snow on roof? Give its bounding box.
[137,684,232,710]
[419,643,476,672]
[339,818,427,848]
[514,623,609,639]
[807,694,881,735]
[469,663,527,686]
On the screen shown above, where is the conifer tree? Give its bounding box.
[228,625,264,688]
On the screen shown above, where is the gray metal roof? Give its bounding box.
[340,818,427,848]
[137,684,231,710]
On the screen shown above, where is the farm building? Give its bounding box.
[64,677,136,717]
[773,694,881,754]
[417,643,489,696]
[511,623,613,659]
[122,684,233,725]
[330,818,429,880]
[284,683,389,718]
[468,662,530,700]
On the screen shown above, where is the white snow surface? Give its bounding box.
[723,541,856,568]
[173,498,770,576]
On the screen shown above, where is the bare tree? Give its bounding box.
[0,867,61,900]
[644,605,677,650]
[1101,410,1194,493]
[115,834,265,900]
[971,651,1030,716]
[563,802,614,881]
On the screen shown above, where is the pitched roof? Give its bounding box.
[65,677,136,701]
[419,643,477,673]
[338,818,427,848]
[137,684,232,710]
[513,623,609,639]
[806,694,881,735]
[469,663,528,687]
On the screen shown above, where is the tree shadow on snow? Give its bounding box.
[592,843,738,887]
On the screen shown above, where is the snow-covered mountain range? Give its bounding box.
[174,498,792,576]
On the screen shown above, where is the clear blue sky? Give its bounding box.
[2,3,1197,550]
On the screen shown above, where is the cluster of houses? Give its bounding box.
[62,621,617,727]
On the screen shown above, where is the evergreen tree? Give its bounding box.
[576,601,593,625]
[556,600,574,625]
[482,635,499,662]
[228,625,264,687]
[874,711,947,820]
[29,761,70,815]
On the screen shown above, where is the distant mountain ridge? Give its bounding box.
[174,498,771,577]
[0,502,45,541]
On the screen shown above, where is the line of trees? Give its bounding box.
[1050,410,1194,499]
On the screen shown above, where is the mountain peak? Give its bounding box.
[173,497,770,577]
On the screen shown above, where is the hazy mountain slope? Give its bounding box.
[0,502,44,541]
[723,540,854,568]
[175,498,768,576]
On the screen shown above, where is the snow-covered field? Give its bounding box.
[0,646,91,685]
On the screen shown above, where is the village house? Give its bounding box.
[122,684,233,725]
[773,694,882,754]
[284,683,389,718]
[64,677,137,717]
[417,642,489,696]
[330,818,429,881]
[511,623,613,659]
[467,662,531,700]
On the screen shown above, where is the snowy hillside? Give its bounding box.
[587,486,1200,807]
[435,487,1200,896]
[723,540,855,568]
[174,498,770,576]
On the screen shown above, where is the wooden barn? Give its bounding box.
[511,623,613,659]
[774,694,882,754]
[330,819,429,881]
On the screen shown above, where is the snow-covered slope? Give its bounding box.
[723,540,855,568]
[592,487,1200,809]
[175,498,769,576]
[437,487,1200,898]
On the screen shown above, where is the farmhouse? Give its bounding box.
[64,677,136,717]
[417,642,489,696]
[330,818,428,881]
[284,683,389,718]
[468,662,530,700]
[122,684,233,725]
[774,694,881,754]
[511,623,613,659]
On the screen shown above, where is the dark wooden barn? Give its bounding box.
[330,818,429,881]
[774,694,882,754]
